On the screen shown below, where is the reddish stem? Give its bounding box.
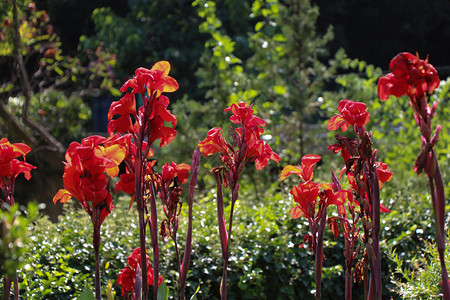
[149,181,160,300]
[134,147,148,299]
[93,224,101,300]
[180,149,201,300]
[428,160,450,299]
[371,168,381,300]
[315,206,328,300]
[214,173,228,299]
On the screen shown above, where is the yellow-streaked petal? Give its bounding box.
[53,189,72,204]
[280,165,301,181]
[152,61,171,76]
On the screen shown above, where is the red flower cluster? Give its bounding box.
[120,62,178,97]
[281,155,350,221]
[53,135,127,227]
[161,161,191,184]
[198,102,280,170]
[378,52,440,101]
[327,100,370,132]
[107,61,178,147]
[0,138,36,206]
[117,247,163,299]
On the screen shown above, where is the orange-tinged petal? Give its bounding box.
[53,189,72,204]
[162,76,179,93]
[327,115,345,131]
[106,165,120,178]
[319,182,333,190]
[103,144,126,166]
[151,61,171,76]
[280,165,302,181]
[300,154,321,180]
[290,206,304,219]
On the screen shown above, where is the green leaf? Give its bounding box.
[273,85,286,95]
[77,284,95,300]
[157,280,169,300]
[255,21,264,32]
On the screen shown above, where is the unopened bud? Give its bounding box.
[430,125,441,146]
[431,101,438,118]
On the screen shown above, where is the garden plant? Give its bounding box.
[2,50,449,299]
[0,2,449,300]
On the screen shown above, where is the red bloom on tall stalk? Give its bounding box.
[282,154,351,299]
[377,52,440,101]
[53,135,126,300]
[0,137,35,299]
[198,101,279,299]
[107,61,179,299]
[378,52,449,299]
[0,138,36,207]
[327,99,392,300]
[327,100,370,132]
[199,102,280,170]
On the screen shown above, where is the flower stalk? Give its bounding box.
[199,102,280,298]
[179,148,201,300]
[378,52,449,298]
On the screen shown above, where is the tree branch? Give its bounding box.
[0,101,38,146]
[11,0,65,154]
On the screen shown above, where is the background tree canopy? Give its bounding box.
[35,0,450,80]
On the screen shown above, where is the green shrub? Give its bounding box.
[389,235,450,299]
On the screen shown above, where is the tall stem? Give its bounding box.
[214,173,228,300]
[371,169,381,300]
[428,161,450,299]
[315,206,327,300]
[345,269,352,300]
[432,153,450,299]
[3,276,11,300]
[13,275,18,300]
[180,149,201,300]
[149,181,160,300]
[93,225,101,300]
[135,149,148,299]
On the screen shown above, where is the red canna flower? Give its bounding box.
[162,161,191,184]
[198,127,229,157]
[199,102,279,171]
[0,138,36,206]
[378,52,440,101]
[117,247,163,299]
[107,93,136,135]
[375,161,393,188]
[224,102,267,128]
[327,100,370,131]
[281,154,322,181]
[120,61,179,97]
[251,142,280,170]
[53,135,127,227]
[0,138,34,179]
[289,180,320,219]
[108,62,178,151]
